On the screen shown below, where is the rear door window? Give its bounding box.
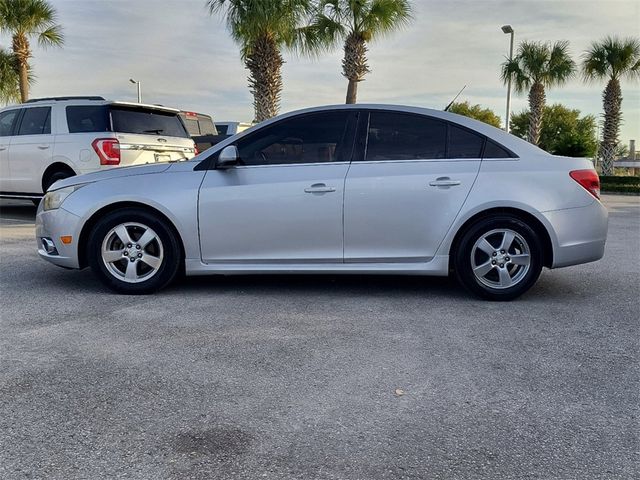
[365,112,447,161]
[448,125,484,158]
[483,140,514,158]
[17,107,51,135]
[110,107,188,138]
[0,109,21,136]
[66,106,110,133]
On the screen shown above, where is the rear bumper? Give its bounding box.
[543,199,608,268]
[35,205,82,269]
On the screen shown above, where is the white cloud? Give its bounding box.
[3,0,638,140]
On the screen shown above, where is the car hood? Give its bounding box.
[50,163,172,191]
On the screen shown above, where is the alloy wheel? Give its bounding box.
[470,228,531,289]
[101,222,164,284]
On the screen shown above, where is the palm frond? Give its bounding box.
[582,35,640,82]
[360,0,412,40]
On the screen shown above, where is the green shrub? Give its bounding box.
[599,175,640,185]
[600,184,640,194]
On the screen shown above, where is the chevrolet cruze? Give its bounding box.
[36,105,608,300]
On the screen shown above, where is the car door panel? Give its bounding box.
[344,111,482,263]
[0,108,22,192]
[197,110,356,264]
[9,106,53,194]
[344,160,480,262]
[199,163,349,263]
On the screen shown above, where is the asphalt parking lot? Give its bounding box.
[0,195,638,480]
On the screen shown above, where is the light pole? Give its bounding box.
[129,78,141,103]
[501,25,515,133]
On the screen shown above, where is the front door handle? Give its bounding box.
[0,146,6,151]
[37,145,50,150]
[304,183,336,194]
[429,177,461,187]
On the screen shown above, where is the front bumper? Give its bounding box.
[35,205,83,269]
[543,199,608,268]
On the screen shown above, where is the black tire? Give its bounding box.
[454,215,544,301]
[43,170,74,192]
[87,208,181,294]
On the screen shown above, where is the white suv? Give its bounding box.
[0,96,196,200]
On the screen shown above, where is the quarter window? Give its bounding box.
[365,112,447,161]
[235,111,351,166]
[66,106,110,133]
[17,107,51,135]
[0,109,20,136]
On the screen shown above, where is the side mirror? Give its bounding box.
[216,145,239,169]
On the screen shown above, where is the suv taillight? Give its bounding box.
[92,138,120,165]
[570,169,600,199]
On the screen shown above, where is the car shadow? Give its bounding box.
[0,202,38,224]
[171,273,469,300]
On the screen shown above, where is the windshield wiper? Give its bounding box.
[142,129,164,134]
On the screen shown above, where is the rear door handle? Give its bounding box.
[304,183,336,194]
[429,177,461,187]
[37,145,50,150]
[0,146,7,151]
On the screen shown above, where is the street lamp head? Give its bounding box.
[129,78,137,84]
[501,25,514,34]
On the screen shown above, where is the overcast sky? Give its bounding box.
[3,0,639,142]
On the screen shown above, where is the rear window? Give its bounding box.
[183,118,200,135]
[111,107,188,138]
[215,124,229,135]
[66,106,110,133]
[198,118,217,136]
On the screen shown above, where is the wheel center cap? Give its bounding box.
[126,247,138,258]
[495,252,507,263]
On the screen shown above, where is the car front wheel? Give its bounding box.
[87,209,181,294]
[454,215,544,301]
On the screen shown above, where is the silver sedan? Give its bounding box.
[36,105,608,300]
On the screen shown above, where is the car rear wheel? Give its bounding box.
[454,215,543,301]
[87,209,181,294]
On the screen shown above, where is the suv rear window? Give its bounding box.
[111,107,188,138]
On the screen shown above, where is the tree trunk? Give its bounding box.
[12,34,30,103]
[527,81,545,145]
[245,33,283,122]
[342,33,369,104]
[345,79,358,104]
[600,78,621,176]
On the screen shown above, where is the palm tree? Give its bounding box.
[308,0,412,104]
[0,47,20,104]
[207,0,313,122]
[582,36,640,175]
[501,41,575,145]
[0,0,63,103]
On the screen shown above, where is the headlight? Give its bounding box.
[43,185,86,211]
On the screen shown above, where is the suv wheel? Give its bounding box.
[43,170,74,192]
[87,209,181,294]
[454,215,543,301]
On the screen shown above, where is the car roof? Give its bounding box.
[2,98,179,113]
[266,104,547,157]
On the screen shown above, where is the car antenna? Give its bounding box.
[444,85,467,111]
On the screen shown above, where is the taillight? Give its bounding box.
[570,169,600,199]
[92,138,120,165]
